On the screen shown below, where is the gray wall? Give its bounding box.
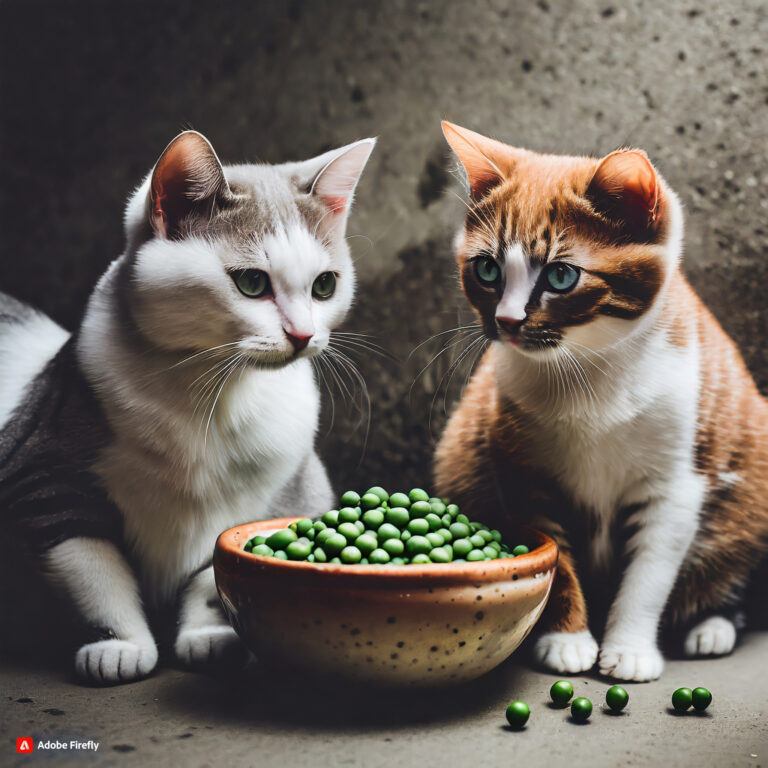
[1,0,766,493]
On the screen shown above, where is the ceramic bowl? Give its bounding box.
[214,517,558,686]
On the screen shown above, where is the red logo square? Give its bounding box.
[16,737,34,754]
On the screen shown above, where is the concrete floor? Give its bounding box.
[3,632,767,768]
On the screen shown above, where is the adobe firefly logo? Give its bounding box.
[16,737,34,754]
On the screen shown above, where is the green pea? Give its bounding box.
[385,506,410,528]
[286,540,312,560]
[313,520,327,532]
[289,522,297,532]
[406,535,432,556]
[377,523,401,541]
[467,549,485,562]
[362,508,385,529]
[251,535,266,546]
[305,528,316,541]
[273,550,288,560]
[340,546,362,564]
[571,697,592,722]
[244,542,253,552]
[295,518,313,536]
[456,513,470,525]
[482,546,498,559]
[322,509,340,526]
[691,687,712,711]
[338,507,360,523]
[389,557,407,565]
[360,557,369,564]
[491,529,502,542]
[478,529,494,543]
[389,492,411,508]
[337,522,360,541]
[382,538,404,556]
[453,538,473,557]
[606,685,629,712]
[408,518,430,535]
[550,680,574,708]
[354,520,366,534]
[409,488,430,503]
[251,543,274,557]
[672,687,693,711]
[429,547,451,563]
[410,500,432,517]
[436,527,453,543]
[425,513,442,531]
[447,504,459,516]
[430,502,447,517]
[512,545,530,556]
[340,490,361,506]
[400,530,411,541]
[266,528,298,550]
[426,532,444,548]
[316,528,335,545]
[307,553,315,562]
[369,548,390,565]
[411,554,431,564]
[441,514,452,527]
[355,533,378,555]
[361,493,382,510]
[330,557,341,564]
[366,486,389,503]
[469,533,485,548]
[449,522,471,539]
[505,700,530,729]
[313,548,327,563]
[322,533,347,555]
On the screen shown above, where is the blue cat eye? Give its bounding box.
[544,262,580,293]
[475,256,501,285]
[232,269,271,298]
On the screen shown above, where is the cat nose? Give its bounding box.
[286,332,313,352]
[496,316,525,336]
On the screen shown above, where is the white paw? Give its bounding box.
[684,615,736,657]
[599,642,663,682]
[75,638,158,685]
[175,625,247,668]
[533,630,599,674]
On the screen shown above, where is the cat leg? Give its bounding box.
[46,538,157,685]
[175,565,248,668]
[599,474,704,682]
[533,547,598,674]
[271,450,333,518]
[684,615,737,657]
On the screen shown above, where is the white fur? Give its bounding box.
[533,630,598,674]
[494,189,706,680]
[46,538,157,684]
[0,305,69,429]
[496,243,541,323]
[684,615,737,657]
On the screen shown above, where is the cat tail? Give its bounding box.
[0,292,70,430]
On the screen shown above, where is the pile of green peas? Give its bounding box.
[243,486,530,565]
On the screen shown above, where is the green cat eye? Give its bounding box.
[312,271,336,300]
[475,256,501,285]
[232,269,271,298]
[544,262,580,293]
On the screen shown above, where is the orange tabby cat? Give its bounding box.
[434,121,768,681]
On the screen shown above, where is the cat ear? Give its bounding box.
[441,121,518,201]
[586,149,662,242]
[149,131,230,239]
[308,138,376,224]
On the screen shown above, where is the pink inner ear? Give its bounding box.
[320,195,348,214]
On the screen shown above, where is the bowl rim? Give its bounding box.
[214,517,558,583]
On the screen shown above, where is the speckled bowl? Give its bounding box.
[214,517,558,687]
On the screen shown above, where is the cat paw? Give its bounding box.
[175,625,248,668]
[684,615,736,657]
[599,642,663,682]
[75,638,158,685]
[533,630,598,673]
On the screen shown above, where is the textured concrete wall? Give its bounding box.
[1,0,766,493]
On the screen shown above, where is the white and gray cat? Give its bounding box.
[0,130,375,684]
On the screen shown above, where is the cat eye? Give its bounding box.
[312,271,336,300]
[232,269,271,298]
[475,256,501,285]
[544,263,580,293]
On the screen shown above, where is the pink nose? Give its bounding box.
[497,316,525,336]
[286,332,313,352]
